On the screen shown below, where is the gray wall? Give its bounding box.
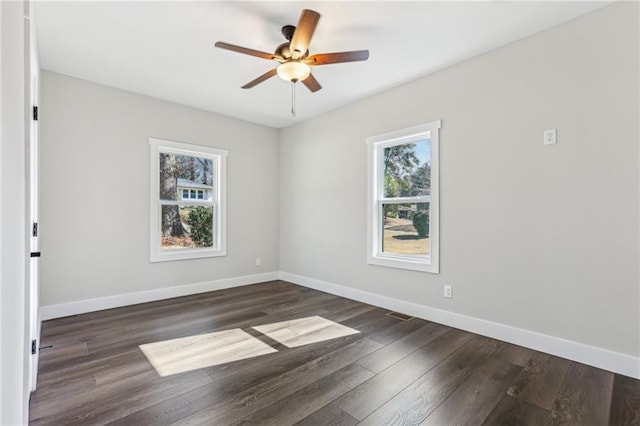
[280,2,639,357]
[40,71,280,305]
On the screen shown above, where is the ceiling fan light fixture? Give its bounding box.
[277,61,310,83]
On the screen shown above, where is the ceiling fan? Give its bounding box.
[214,9,370,94]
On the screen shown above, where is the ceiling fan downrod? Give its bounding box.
[291,81,296,117]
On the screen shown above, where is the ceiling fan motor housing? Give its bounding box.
[277,26,309,60]
[281,25,296,41]
[275,42,292,59]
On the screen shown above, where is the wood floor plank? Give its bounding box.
[203,330,365,388]
[293,402,359,426]
[506,352,571,409]
[609,374,640,425]
[232,363,374,425]
[367,316,429,345]
[37,342,89,367]
[37,348,144,389]
[339,307,402,334]
[338,328,472,420]
[28,374,97,406]
[93,349,168,386]
[325,302,378,323]
[548,362,614,425]
[31,369,213,425]
[420,356,522,425]
[356,321,452,373]
[84,291,299,352]
[259,292,338,316]
[358,335,503,426]
[493,342,534,367]
[482,394,550,426]
[167,338,383,426]
[41,282,294,340]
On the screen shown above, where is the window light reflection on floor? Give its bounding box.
[139,328,277,377]
[139,316,360,376]
[252,316,360,348]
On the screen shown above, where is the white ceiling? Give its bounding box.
[34,1,608,129]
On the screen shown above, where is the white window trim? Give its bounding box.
[366,120,441,273]
[149,137,227,262]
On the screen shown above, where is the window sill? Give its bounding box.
[150,247,226,263]
[367,254,438,273]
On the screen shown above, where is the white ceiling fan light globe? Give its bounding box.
[277,61,311,83]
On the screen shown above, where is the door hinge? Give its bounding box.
[31,339,37,355]
[32,222,38,237]
[33,106,38,121]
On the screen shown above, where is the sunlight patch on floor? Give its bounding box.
[139,328,277,376]
[252,316,360,348]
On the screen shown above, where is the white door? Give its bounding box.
[28,17,40,391]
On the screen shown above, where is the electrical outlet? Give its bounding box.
[444,285,453,299]
[255,257,262,267]
[544,129,557,145]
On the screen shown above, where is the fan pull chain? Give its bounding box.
[290,81,296,117]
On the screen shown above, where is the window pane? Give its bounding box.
[383,139,431,198]
[159,153,214,201]
[197,190,204,199]
[381,203,429,255]
[161,205,214,250]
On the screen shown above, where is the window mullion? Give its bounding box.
[379,196,430,204]
[160,200,213,206]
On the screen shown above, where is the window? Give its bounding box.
[149,138,227,262]
[180,188,206,200]
[367,120,440,273]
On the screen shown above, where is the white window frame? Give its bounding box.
[149,137,227,262]
[366,120,441,273]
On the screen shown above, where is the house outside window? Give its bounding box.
[367,120,441,273]
[149,138,227,262]
[178,180,210,200]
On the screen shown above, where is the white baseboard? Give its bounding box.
[279,271,640,379]
[40,271,280,321]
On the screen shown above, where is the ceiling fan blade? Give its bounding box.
[304,50,370,66]
[242,68,278,89]
[302,73,322,93]
[289,9,320,59]
[215,42,283,62]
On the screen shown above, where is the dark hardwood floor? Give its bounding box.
[30,280,640,425]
